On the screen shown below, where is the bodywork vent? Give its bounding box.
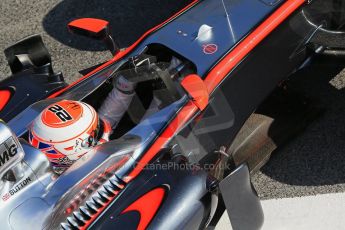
[60,175,126,229]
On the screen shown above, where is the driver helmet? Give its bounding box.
[29,100,111,174]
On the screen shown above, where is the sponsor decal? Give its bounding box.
[0,137,18,167]
[2,177,32,201]
[202,43,218,55]
[58,156,74,166]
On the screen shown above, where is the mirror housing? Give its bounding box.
[68,18,119,55]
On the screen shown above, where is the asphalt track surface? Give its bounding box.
[1,0,345,204]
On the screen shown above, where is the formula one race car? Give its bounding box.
[0,0,345,229]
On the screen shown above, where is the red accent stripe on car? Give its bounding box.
[121,187,165,230]
[48,0,199,99]
[0,90,11,111]
[204,0,305,94]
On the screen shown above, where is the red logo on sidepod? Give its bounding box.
[120,187,165,230]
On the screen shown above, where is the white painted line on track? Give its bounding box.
[216,192,345,230]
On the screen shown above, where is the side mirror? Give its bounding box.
[68,18,119,55]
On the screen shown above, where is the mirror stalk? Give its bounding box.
[105,34,120,55]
